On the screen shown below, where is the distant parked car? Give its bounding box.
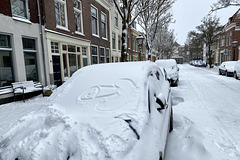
[196,60,207,67]
[0,62,173,160]
[219,61,237,76]
[234,60,240,79]
[156,59,179,86]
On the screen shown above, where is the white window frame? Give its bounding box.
[55,0,68,30]
[51,41,59,53]
[99,47,105,63]
[91,5,99,37]
[74,0,84,35]
[91,45,98,64]
[106,48,110,63]
[229,31,232,46]
[82,46,88,67]
[101,12,107,40]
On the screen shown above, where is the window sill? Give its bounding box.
[56,25,70,32]
[12,17,31,24]
[102,37,108,41]
[115,26,119,29]
[92,34,100,38]
[75,31,85,36]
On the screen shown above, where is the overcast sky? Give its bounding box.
[169,0,240,45]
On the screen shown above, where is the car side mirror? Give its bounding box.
[156,93,167,110]
[177,68,179,71]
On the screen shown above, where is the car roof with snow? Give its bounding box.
[155,59,177,68]
[48,61,159,120]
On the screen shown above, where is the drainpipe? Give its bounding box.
[37,0,47,86]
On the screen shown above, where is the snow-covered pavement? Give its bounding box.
[0,64,240,160]
[165,64,240,160]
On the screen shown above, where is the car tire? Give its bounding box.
[219,70,221,75]
[234,72,239,80]
[169,109,173,132]
[225,71,228,77]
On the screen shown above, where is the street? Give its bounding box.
[166,64,240,160]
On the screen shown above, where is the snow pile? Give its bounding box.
[165,115,211,160]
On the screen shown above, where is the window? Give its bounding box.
[55,0,67,27]
[115,57,118,62]
[69,54,77,76]
[226,33,229,46]
[101,13,107,38]
[74,0,83,33]
[118,35,121,50]
[82,47,88,67]
[51,42,59,53]
[91,6,98,35]
[112,33,116,49]
[221,36,225,47]
[229,31,232,46]
[132,36,135,51]
[0,35,14,87]
[11,0,27,18]
[63,53,68,77]
[100,47,105,63]
[228,50,231,61]
[114,12,118,27]
[132,21,136,29]
[106,49,110,63]
[128,34,130,49]
[91,46,98,64]
[22,38,38,81]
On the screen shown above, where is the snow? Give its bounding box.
[165,64,240,160]
[0,62,172,160]
[1,64,240,160]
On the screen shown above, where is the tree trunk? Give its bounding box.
[208,44,213,68]
[120,19,127,62]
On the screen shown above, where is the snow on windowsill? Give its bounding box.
[102,37,108,41]
[75,31,85,36]
[12,17,32,24]
[92,34,100,38]
[56,25,70,32]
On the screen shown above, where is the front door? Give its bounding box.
[52,55,62,87]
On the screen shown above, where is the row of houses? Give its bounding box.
[190,8,240,65]
[212,8,240,65]
[0,0,145,92]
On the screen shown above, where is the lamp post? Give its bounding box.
[136,35,144,61]
[232,41,238,61]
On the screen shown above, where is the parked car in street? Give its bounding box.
[156,59,179,86]
[196,60,207,67]
[0,62,173,160]
[234,60,240,79]
[219,61,237,76]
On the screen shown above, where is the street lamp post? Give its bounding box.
[232,41,238,61]
[136,35,144,61]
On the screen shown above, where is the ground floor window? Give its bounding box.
[106,49,110,63]
[63,53,68,77]
[115,57,118,62]
[91,46,98,64]
[22,38,38,81]
[228,51,231,61]
[0,50,14,87]
[100,47,105,63]
[69,53,77,76]
[24,52,38,81]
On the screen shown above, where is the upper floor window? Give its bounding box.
[112,32,116,49]
[229,31,232,46]
[118,35,121,50]
[11,0,27,19]
[114,12,118,27]
[101,13,107,38]
[55,0,67,27]
[226,33,229,46]
[91,6,98,35]
[74,0,83,33]
[132,21,136,29]
[221,36,225,47]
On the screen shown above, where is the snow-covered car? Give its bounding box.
[155,59,179,86]
[196,60,207,67]
[234,60,240,79]
[219,61,237,76]
[0,62,173,160]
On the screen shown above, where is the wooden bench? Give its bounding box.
[12,81,43,102]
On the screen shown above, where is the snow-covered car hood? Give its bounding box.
[0,62,159,160]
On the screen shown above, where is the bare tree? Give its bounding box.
[152,25,176,59]
[210,0,240,12]
[112,0,151,62]
[137,0,175,60]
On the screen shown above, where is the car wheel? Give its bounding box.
[225,71,228,77]
[234,72,239,80]
[169,109,173,132]
[219,70,221,75]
